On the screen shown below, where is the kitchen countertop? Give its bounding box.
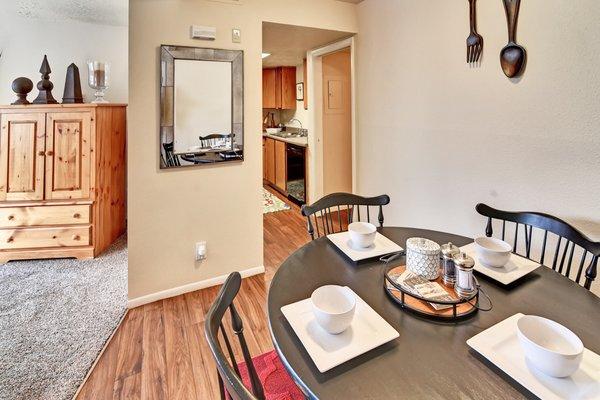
[262,132,308,147]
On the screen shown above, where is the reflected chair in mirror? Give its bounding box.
[204,272,304,400]
[476,203,600,290]
[162,142,180,167]
[200,133,235,150]
[301,192,391,240]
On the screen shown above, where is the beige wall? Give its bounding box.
[0,8,128,104]
[356,1,600,274]
[128,0,357,301]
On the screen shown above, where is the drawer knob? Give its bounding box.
[7,236,14,243]
[73,213,81,219]
[7,215,14,220]
[46,150,54,156]
[38,150,45,156]
[72,235,81,241]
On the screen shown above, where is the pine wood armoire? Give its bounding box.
[0,104,126,263]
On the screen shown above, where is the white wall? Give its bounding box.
[0,10,128,104]
[356,1,600,245]
[128,0,357,302]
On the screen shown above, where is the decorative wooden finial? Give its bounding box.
[62,63,84,104]
[32,55,58,104]
[11,77,34,105]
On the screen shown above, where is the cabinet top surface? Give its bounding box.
[0,103,127,110]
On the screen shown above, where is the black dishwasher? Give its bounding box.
[286,144,306,205]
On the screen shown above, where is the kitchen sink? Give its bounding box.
[269,131,306,138]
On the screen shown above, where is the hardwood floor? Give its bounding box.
[77,186,309,400]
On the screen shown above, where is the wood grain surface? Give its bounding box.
[77,187,309,399]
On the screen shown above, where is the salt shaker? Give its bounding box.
[453,252,476,298]
[440,242,460,287]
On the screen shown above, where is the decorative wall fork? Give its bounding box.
[466,0,484,64]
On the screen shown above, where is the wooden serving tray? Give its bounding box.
[384,265,478,320]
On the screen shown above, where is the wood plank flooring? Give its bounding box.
[77,187,309,400]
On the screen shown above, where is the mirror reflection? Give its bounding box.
[160,46,243,168]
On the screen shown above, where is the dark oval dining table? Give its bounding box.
[267,227,600,400]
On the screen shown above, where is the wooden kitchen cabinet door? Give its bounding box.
[274,140,287,191]
[280,67,297,110]
[265,137,276,184]
[45,112,92,200]
[0,113,46,201]
[262,137,267,180]
[263,68,279,109]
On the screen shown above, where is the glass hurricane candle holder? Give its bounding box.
[87,61,110,103]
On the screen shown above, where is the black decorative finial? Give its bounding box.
[11,77,34,105]
[62,63,84,104]
[32,55,58,104]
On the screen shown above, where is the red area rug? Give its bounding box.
[235,350,304,399]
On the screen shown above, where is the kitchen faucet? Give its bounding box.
[287,118,308,137]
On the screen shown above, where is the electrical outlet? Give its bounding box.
[195,241,207,261]
[232,28,241,43]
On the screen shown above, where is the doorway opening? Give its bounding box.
[260,22,355,275]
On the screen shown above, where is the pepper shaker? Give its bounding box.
[440,242,460,287]
[454,252,477,298]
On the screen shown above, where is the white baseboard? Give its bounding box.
[127,265,265,309]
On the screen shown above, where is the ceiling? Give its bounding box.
[5,0,127,26]
[262,22,353,68]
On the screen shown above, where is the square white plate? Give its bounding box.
[467,313,600,400]
[327,231,403,262]
[280,287,399,373]
[460,242,540,285]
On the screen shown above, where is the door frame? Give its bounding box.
[306,36,356,204]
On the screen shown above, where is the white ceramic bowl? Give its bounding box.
[311,285,356,334]
[348,222,377,248]
[517,315,584,378]
[474,237,512,267]
[266,128,282,134]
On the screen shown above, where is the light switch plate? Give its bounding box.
[232,28,241,43]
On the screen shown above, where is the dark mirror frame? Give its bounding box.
[159,45,244,169]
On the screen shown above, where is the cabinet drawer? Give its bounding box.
[0,205,90,228]
[0,225,91,250]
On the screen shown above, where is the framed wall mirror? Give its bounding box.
[160,45,243,168]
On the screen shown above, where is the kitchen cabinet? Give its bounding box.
[0,104,126,263]
[264,137,276,184]
[262,67,296,110]
[263,136,286,193]
[274,140,287,191]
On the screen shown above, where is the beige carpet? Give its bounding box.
[0,237,127,400]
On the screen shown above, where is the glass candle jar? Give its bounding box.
[87,61,110,103]
[453,252,476,298]
[440,242,460,287]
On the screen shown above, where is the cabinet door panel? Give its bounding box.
[262,68,278,109]
[262,138,267,180]
[45,112,92,200]
[0,113,46,201]
[265,138,275,184]
[275,140,287,191]
[280,67,297,110]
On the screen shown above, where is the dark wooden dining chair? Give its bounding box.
[204,272,304,400]
[162,142,180,167]
[301,192,390,240]
[476,203,600,290]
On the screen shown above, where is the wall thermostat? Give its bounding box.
[190,25,216,40]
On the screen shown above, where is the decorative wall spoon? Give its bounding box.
[500,0,526,78]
